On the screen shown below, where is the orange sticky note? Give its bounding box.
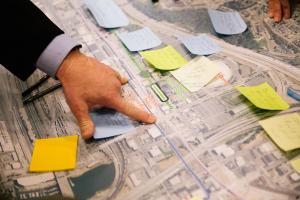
[29,135,78,172]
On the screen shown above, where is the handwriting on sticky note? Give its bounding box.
[179,34,221,55]
[29,135,78,172]
[259,113,300,151]
[117,27,162,51]
[171,57,221,92]
[91,108,137,139]
[208,9,247,35]
[291,159,300,174]
[85,0,129,28]
[140,45,188,70]
[236,82,289,110]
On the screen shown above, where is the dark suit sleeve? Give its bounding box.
[0,1,64,81]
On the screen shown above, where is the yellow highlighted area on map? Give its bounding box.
[236,82,289,110]
[140,45,188,70]
[259,113,300,151]
[29,135,78,172]
[291,159,300,174]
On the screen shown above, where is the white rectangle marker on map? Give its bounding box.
[85,0,129,28]
[179,34,221,55]
[117,27,162,51]
[208,9,247,35]
[91,108,137,139]
[171,56,221,92]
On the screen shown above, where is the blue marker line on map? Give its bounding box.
[287,87,300,102]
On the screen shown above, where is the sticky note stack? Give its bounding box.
[29,135,78,172]
[259,112,300,174]
[179,34,221,55]
[171,56,221,92]
[290,159,300,174]
[208,9,247,35]
[85,0,129,28]
[140,45,188,70]
[236,82,289,110]
[117,27,162,51]
[259,113,300,151]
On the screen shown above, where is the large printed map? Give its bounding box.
[0,0,300,199]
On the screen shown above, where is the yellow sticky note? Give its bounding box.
[259,113,300,151]
[236,82,289,110]
[140,45,188,70]
[191,196,203,200]
[29,135,78,172]
[291,159,300,174]
[171,56,221,92]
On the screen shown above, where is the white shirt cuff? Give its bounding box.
[36,34,80,77]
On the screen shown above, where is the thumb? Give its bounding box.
[69,100,95,139]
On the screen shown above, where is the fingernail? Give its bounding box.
[79,121,94,139]
[122,77,129,83]
[274,17,281,22]
[268,12,274,17]
[80,120,90,130]
[147,114,156,123]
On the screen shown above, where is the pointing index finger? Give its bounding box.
[112,98,156,124]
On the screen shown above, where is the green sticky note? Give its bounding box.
[291,159,300,174]
[29,135,78,172]
[236,82,289,110]
[259,113,300,151]
[140,45,188,70]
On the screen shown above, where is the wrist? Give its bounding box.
[56,49,81,82]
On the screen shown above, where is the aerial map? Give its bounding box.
[0,0,300,199]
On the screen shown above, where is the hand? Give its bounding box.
[268,0,291,22]
[57,49,156,139]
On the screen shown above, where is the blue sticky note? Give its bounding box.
[179,34,221,55]
[117,27,162,51]
[208,9,247,35]
[85,0,129,28]
[90,109,137,139]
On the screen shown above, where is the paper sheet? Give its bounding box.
[91,108,137,139]
[208,9,247,35]
[117,27,162,51]
[236,82,290,110]
[179,34,221,55]
[85,0,129,28]
[171,56,221,92]
[259,113,300,151]
[290,159,300,174]
[29,135,78,172]
[140,45,188,70]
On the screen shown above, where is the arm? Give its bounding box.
[0,1,156,139]
[0,1,66,80]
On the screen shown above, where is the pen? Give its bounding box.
[22,75,50,98]
[23,82,62,105]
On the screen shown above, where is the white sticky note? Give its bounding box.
[208,9,247,35]
[91,109,137,139]
[171,56,221,92]
[85,0,129,28]
[179,34,221,55]
[117,27,162,51]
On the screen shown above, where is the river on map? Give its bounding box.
[68,163,115,200]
